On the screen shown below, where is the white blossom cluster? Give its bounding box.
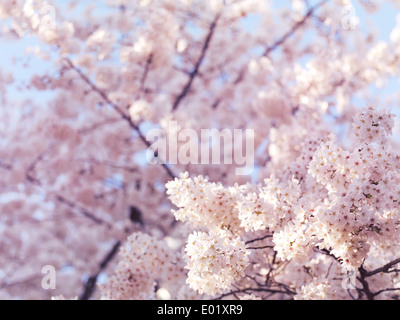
[184,230,249,295]
[166,107,400,298]
[166,173,244,234]
[295,279,347,300]
[100,232,184,300]
[352,106,395,144]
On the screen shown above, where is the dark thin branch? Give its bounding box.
[265,251,277,286]
[0,274,43,289]
[355,258,400,299]
[55,194,110,227]
[262,0,330,57]
[172,14,220,111]
[23,150,116,228]
[139,53,153,96]
[246,274,266,287]
[387,269,400,274]
[229,0,329,90]
[1,265,65,289]
[245,234,272,245]
[64,58,127,120]
[0,162,12,170]
[247,245,274,250]
[64,57,175,179]
[211,98,221,109]
[318,248,343,263]
[358,265,374,300]
[78,117,123,135]
[26,145,55,185]
[364,257,400,278]
[373,287,400,298]
[347,288,357,300]
[79,240,121,300]
[230,290,240,300]
[77,157,137,173]
[214,286,295,300]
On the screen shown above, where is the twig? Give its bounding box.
[357,265,374,300]
[245,234,272,245]
[79,240,121,300]
[363,257,400,278]
[64,57,176,179]
[373,287,400,298]
[26,145,55,185]
[55,194,110,227]
[247,245,274,250]
[139,53,153,96]
[78,117,123,134]
[214,286,295,300]
[172,14,220,111]
[262,0,330,57]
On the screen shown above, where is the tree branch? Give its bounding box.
[172,14,220,111]
[229,0,329,91]
[64,57,176,179]
[247,245,274,250]
[373,287,400,298]
[262,0,330,57]
[0,161,12,170]
[363,257,400,278]
[358,265,374,300]
[26,145,55,185]
[245,234,272,245]
[139,53,153,96]
[55,194,110,227]
[79,240,121,300]
[78,117,124,135]
[76,157,137,173]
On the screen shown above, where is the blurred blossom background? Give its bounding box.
[0,0,400,300]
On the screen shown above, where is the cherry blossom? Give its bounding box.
[0,0,400,300]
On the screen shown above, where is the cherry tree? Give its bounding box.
[0,0,400,300]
